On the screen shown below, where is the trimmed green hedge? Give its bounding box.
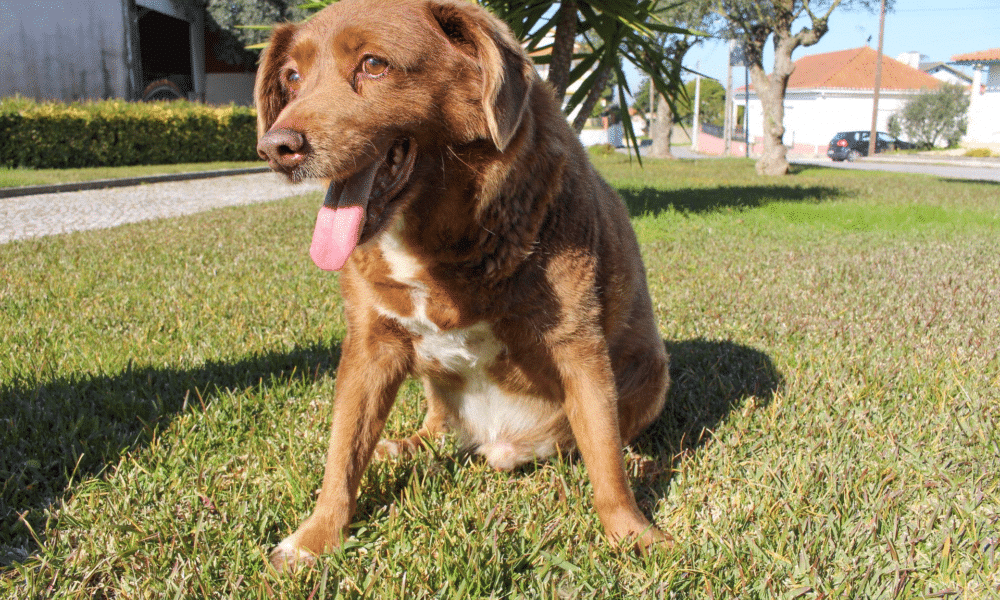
[0,98,258,169]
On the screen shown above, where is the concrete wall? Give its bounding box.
[0,0,131,100]
[205,72,255,106]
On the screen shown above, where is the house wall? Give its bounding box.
[965,65,1000,145]
[742,89,925,152]
[926,66,970,86]
[0,0,131,100]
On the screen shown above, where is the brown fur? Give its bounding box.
[255,0,671,570]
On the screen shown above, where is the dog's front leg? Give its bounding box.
[553,336,671,552]
[270,326,411,571]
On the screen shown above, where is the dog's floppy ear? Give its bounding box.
[429,2,534,152]
[254,23,298,137]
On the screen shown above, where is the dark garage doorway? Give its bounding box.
[137,9,192,101]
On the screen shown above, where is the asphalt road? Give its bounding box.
[644,144,1000,183]
[790,157,1000,183]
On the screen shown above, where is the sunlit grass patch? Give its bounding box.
[2,157,998,597]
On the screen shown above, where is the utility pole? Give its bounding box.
[868,0,887,157]
[692,62,701,152]
[744,62,750,158]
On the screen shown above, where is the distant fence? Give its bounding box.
[700,123,747,142]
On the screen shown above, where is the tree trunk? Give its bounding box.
[571,62,612,133]
[648,93,674,159]
[547,0,577,101]
[751,68,789,175]
[749,35,797,176]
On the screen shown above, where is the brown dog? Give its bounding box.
[255,0,670,570]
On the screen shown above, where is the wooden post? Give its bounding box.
[724,41,734,156]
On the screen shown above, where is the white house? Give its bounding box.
[951,48,1000,148]
[738,46,942,155]
[896,52,972,86]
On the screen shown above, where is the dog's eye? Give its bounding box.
[286,70,301,85]
[361,57,388,78]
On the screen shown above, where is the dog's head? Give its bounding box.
[254,0,536,271]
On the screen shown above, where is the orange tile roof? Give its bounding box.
[951,48,1000,63]
[786,46,941,91]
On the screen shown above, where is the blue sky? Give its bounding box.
[626,0,999,89]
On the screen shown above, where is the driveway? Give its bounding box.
[1,173,322,244]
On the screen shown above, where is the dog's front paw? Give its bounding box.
[604,512,675,554]
[269,534,318,572]
[634,525,674,555]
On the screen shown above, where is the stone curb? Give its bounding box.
[0,166,271,199]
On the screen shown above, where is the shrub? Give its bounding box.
[892,84,969,149]
[964,147,993,158]
[0,98,258,169]
[588,143,617,157]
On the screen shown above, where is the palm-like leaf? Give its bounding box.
[262,0,697,160]
[484,1,694,161]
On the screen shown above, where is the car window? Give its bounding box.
[877,132,894,142]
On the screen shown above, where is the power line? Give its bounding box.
[895,6,998,11]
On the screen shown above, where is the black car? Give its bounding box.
[827,131,914,161]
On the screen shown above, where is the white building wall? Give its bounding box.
[965,65,1000,145]
[743,89,924,149]
[0,0,130,100]
[926,67,970,86]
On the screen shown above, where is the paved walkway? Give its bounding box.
[1,173,322,244]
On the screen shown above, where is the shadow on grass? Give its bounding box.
[938,177,1000,186]
[3,336,780,566]
[0,342,341,567]
[630,339,783,502]
[617,185,843,217]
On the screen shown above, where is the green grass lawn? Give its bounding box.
[1,157,998,598]
[0,162,264,188]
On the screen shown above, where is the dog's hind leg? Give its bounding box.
[551,330,672,552]
[614,341,670,445]
[373,375,449,460]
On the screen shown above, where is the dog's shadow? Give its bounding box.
[630,338,782,494]
[4,335,778,564]
[360,337,782,523]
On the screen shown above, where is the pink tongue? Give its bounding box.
[310,204,364,271]
[309,161,381,271]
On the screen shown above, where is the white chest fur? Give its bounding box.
[375,225,568,469]
[375,222,505,370]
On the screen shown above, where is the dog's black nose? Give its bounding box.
[257,128,308,171]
